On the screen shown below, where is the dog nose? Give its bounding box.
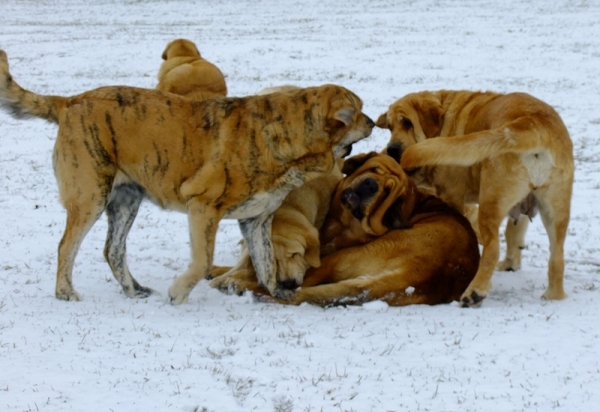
[341,189,361,209]
[279,279,298,290]
[358,177,378,195]
[386,142,403,162]
[365,114,375,129]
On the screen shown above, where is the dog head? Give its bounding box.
[161,38,201,60]
[338,152,418,236]
[299,85,375,161]
[272,222,321,290]
[375,91,444,159]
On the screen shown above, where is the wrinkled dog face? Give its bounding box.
[339,153,412,236]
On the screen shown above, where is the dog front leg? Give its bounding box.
[239,213,292,299]
[169,198,223,305]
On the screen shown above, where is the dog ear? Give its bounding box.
[382,180,417,230]
[375,113,389,129]
[415,96,443,138]
[333,107,356,126]
[303,228,321,268]
[342,151,379,175]
[161,48,168,60]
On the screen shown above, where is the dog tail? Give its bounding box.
[401,117,549,169]
[0,50,67,124]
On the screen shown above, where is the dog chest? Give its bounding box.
[224,190,290,219]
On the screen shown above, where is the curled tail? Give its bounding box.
[0,50,67,123]
[400,118,546,169]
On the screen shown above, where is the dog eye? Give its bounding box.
[401,118,413,130]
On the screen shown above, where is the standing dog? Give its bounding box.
[0,50,374,304]
[210,85,343,291]
[376,90,574,307]
[211,152,480,307]
[157,38,227,100]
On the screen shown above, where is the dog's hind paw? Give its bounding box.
[132,285,158,299]
[122,282,157,299]
[209,276,240,295]
[55,288,82,302]
[497,258,521,272]
[460,290,486,308]
[273,287,296,301]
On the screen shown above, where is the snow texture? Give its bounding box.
[0,1,599,411]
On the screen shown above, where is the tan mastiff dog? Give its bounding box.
[157,38,227,99]
[376,90,574,307]
[0,50,374,304]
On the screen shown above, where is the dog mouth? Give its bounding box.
[341,190,364,219]
[341,177,380,220]
[341,143,353,158]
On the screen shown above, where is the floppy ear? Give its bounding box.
[375,113,389,129]
[382,180,418,230]
[342,151,378,175]
[303,228,321,268]
[161,47,169,60]
[416,97,443,138]
[333,107,356,126]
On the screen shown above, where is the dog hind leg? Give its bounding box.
[292,277,431,307]
[56,203,105,301]
[104,183,154,298]
[497,215,529,271]
[535,185,571,300]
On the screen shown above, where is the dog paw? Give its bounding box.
[542,288,567,301]
[168,277,191,305]
[273,287,296,301]
[55,288,82,302]
[123,283,156,299]
[497,258,520,272]
[208,265,234,279]
[460,290,486,308]
[209,275,241,295]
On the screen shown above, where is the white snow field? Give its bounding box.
[0,1,598,411]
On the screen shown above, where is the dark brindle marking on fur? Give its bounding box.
[83,123,112,167]
[105,112,117,146]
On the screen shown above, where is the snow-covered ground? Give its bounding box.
[1,1,599,410]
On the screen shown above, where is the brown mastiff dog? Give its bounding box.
[211,152,480,307]
[0,50,374,304]
[376,90,574,307]
[157,38,227,99]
